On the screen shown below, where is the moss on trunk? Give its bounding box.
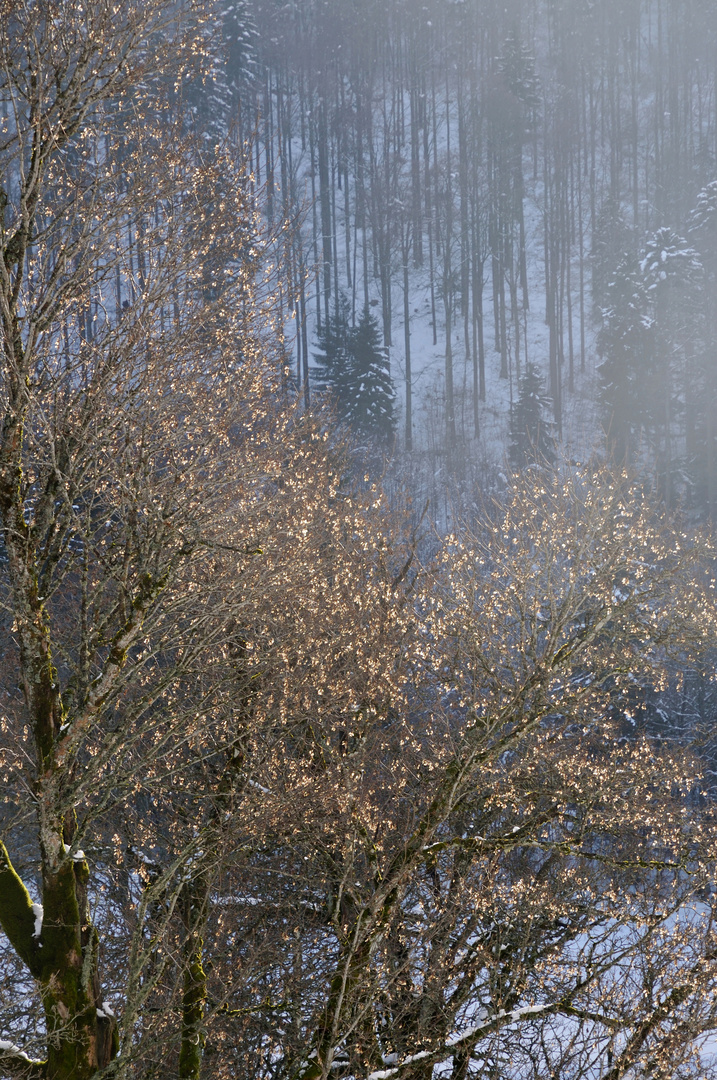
[178,946,207,1080]
[0,839,118,1080]
[0,841,43,977]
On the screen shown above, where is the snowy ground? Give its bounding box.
[274,143,602,479]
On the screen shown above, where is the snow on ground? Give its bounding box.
[273,107,601,476]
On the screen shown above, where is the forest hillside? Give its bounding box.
[207,0,717,513]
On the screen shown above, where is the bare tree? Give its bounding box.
[0,2,309,1076]
[282,467,717,1080]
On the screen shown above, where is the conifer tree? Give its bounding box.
[495,28,540,130]
[508,361,556,468]
[180,0,257,145]
[591,198,634,311]
[347,306,397,442]
[313,297,396,443]
[639,227,702,503]
[597,253,649,462]
[312,292,354,398]
[599,229,701,501]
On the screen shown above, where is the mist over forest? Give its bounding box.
[208,0,717,515]
[3,3,717,1079]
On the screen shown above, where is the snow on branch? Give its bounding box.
[364,1004,559,1080]
[0,1040,46,1080]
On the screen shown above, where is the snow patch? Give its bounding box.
[63,843,85,861]
[31,902,43,938]
[247,778,271,795]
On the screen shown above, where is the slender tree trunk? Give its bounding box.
[318,104,333,329]
[178,882,208,1080]
[403,237,413,452]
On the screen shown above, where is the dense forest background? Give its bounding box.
[198,0,717,513]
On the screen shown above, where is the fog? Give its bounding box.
[198,0,717,513]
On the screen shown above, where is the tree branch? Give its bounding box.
[0,841,44,978]
[0,1040,46,1080]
